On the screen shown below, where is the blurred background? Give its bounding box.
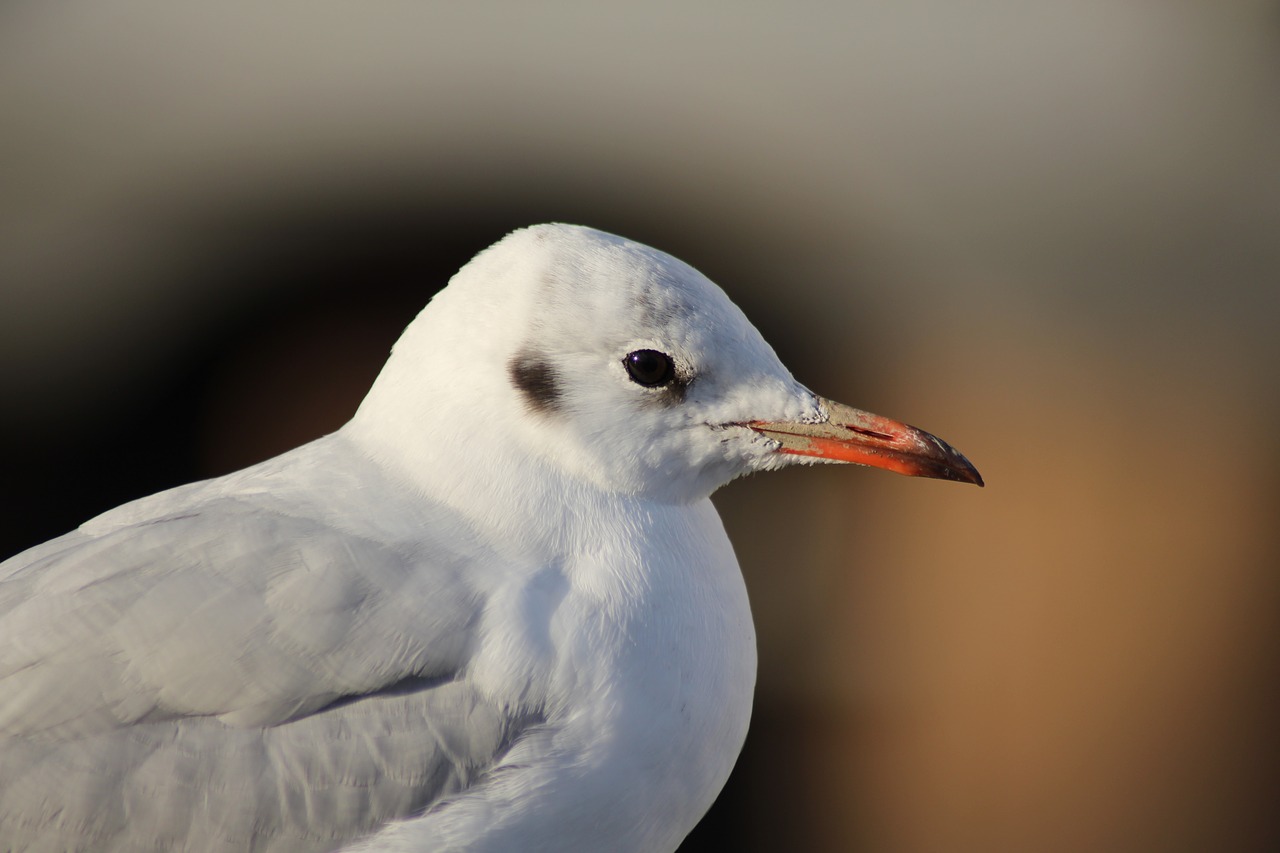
[2,1,1278,850]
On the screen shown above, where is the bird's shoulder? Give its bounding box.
[0,436,494,739]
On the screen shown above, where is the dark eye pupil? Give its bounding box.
[623,349,675,387]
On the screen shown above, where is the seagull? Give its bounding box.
[0,224,981,853]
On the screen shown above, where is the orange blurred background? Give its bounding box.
[2,3,1277,850]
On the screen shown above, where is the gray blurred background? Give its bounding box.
[3,2,1278,850]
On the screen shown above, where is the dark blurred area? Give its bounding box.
[3,2,1279,851]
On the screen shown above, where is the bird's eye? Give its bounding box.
[623,349,676,387]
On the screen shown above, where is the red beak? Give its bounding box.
[744,398,983,486]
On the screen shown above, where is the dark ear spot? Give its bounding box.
[509,352,563,413]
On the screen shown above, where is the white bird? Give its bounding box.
[0,224,981,853]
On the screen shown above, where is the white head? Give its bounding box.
[350,224,980,507]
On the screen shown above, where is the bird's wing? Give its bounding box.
[0,497,536,852]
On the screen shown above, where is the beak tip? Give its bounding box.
[911,425,983,487]
[949,451,984,488]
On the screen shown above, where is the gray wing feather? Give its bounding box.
[0,487,532,851]
[2,680,535,852]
